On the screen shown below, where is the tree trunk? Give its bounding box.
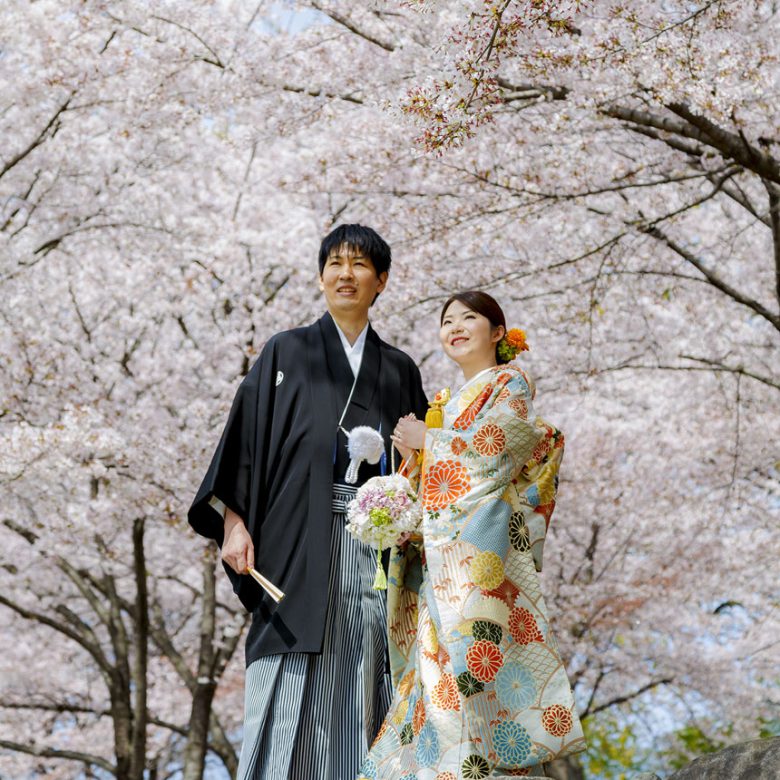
[129,518,149,780]
[182,548,218,780]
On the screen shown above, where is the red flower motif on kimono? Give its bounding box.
[534,502,556,527]
[431,673,461,710]
[423,460,470,510]
[473,423,506,456]
[495,388,511,405]
[509,607,544,645]
[453,385,493,430]
[531,437,551,464]
[542,704,573,737]
[451,436,468,455]
[483,578,520,608]
[509,397,528,418]
[466,639,504,682]
[413,698,426,734]
[435,774,457,780]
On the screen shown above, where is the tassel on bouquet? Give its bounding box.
[345,472,422,589]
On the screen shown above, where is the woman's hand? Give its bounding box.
[391,414,428,457]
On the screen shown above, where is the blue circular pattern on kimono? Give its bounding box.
[415,722,440,767]
[493,720,532,765]
[358,757,377,778]
[399,775,418,780]
[495,662,537,709]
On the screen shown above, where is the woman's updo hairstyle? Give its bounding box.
[440,290,511,364]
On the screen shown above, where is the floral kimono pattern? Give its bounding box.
[359,365,585,779]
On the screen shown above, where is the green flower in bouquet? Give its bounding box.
[370,507,393,527]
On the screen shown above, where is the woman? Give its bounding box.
[358,292,585,779]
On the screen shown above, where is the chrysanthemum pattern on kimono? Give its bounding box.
[360,364,585,779]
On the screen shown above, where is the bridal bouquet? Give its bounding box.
[346,473,422,589]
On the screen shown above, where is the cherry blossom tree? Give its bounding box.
[1,1,778,777]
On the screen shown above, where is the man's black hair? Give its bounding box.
[318,224,392,276]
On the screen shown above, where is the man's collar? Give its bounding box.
[332,319,369,353]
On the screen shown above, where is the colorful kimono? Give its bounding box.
[359,364,586,779]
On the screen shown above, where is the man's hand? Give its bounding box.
[222,508,255,574]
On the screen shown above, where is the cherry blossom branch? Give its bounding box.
[607,102,780,186]
[627,124,706,158]
[0,739,115,774]
[679,355,780,392]
[461,163,727,200]
[641,224,780,331]
[710,175,770,227]
[308,3,396,51]
[0,95,72,180]
[495,76,569,103]
[583,676,674,717]
[667,101,780,186]
[279,82,363,104]
[764,182,780,309]
[0,592,114,677]
[150,15,225,68]
[573,360,780,393]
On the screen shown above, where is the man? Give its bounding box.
[189,224,428,780]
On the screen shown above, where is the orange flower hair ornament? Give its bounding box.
[497,328,529,362]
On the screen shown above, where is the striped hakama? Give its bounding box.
[237,484,392,780]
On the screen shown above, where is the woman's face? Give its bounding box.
[440,300,503,366]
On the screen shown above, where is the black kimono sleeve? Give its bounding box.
[408,357,429,421]
[188,340,275,547]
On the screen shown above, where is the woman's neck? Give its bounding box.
[459,357,498,383]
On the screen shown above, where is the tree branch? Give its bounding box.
[667,101,780,186]
[0,95,73,180]
[0,593,113,677]
[584,676,674,717]
[765,181,780,309]
[496,76,569,102]
[574,360,780,392]
[308,3,395,51]
[150,15,224,67]
[642,224,780,331]
[0,739,115,774]
[280,82,363,104]
[606,102,780,186]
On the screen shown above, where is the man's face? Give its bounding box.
[319,243,387,316]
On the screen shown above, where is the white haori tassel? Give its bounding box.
[344,425,385,484]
